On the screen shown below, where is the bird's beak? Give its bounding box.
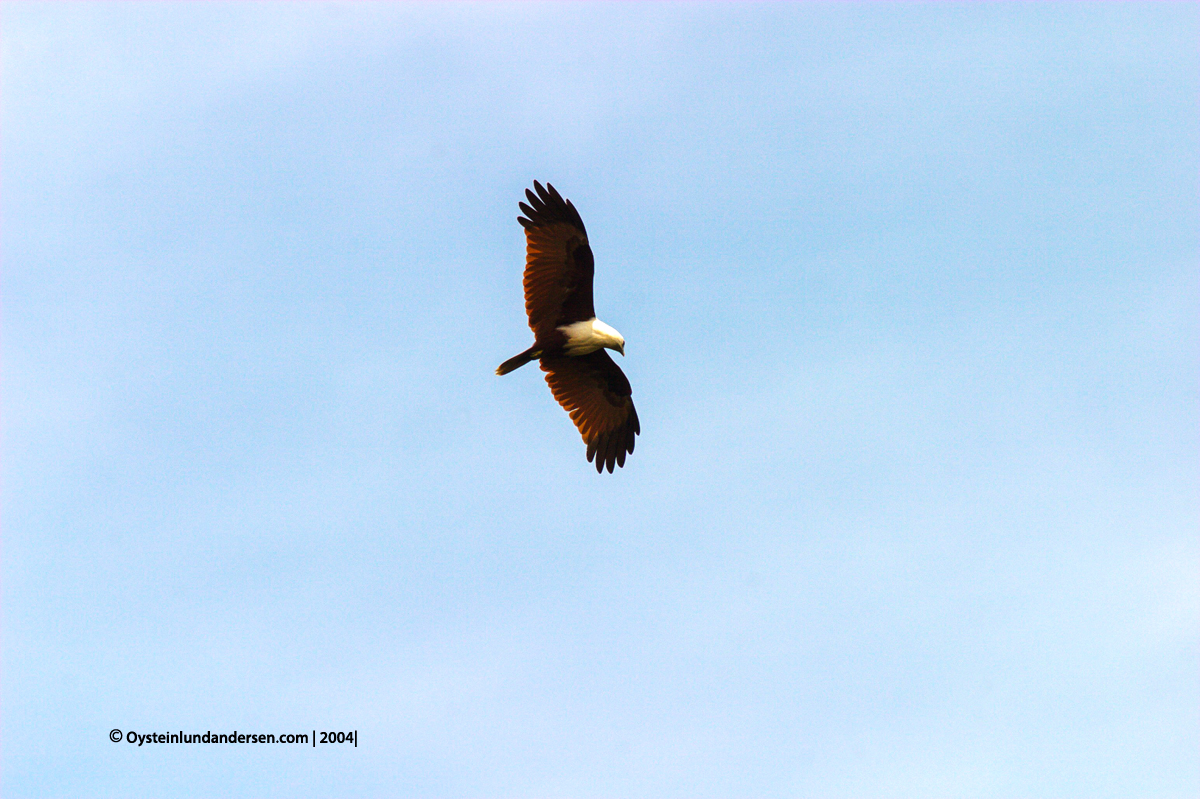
[618,344,625,356]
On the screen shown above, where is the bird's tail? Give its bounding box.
[495,347,540,376]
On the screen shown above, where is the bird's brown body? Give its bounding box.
[496,182,639,473]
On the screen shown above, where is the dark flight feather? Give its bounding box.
[541,350,639,474]
[518,182,595,339]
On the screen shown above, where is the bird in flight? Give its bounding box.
[496,181,640,473]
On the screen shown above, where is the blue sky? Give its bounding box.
[3,3,1196,797]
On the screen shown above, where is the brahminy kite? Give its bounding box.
[496,181,639,473]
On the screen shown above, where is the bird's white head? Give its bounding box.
[593,319,625,356]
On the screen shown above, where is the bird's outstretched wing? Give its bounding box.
[518,181,595,340]
[541,350,639,473]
